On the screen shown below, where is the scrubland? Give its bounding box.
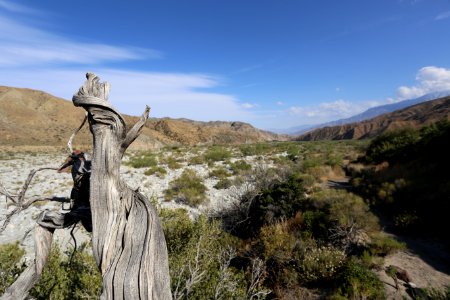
[1,123,450,299]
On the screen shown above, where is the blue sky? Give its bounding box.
[1,0,450,130]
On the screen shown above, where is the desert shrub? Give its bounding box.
[214,178,232,189]
[204,146,231,163]
[259,221,297,262]
[366,233,405,257]
[423,286,450,300]
[144,166,167,177]
[161,155,183,169]
[160,208,194,255]
[208,166,231,179]
[308,190,379,247]
[0,242,26,295]
[189,154,206,165]
[298,245,346,283]
[229,160,252,174]
[164,169,208,206]
[30,243,101,300]
[326,152,343,167]
[126,151,158,168]
[239,143,271,156]
[245,173,307,236]
[302,210,328,238]
[334,260,385,299]
[166,214,247,299]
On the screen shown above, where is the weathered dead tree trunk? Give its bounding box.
[72,73,171,299]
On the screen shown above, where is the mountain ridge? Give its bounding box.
[295,96,450,141]
[0,86,285,149]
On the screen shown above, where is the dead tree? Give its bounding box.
[0,73,172,300]
[73,73,171,299]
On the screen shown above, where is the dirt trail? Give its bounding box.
[375,234,450,299]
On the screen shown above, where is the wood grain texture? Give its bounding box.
[73,73,171,300]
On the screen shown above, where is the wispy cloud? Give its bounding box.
[0,0,41,14]
[0,3,161,67]
[288,99,381,121]
[0,1,259,124]
[396,66,450,100]
[241,103,259,109]
[234,64,264,74]
[435,11,450,21]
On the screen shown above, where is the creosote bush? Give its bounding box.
[164,168,208,206]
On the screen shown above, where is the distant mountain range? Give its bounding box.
[0,86,286,149]
[295,96,450,141]
[281,91,450,136]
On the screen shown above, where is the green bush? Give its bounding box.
[164,155,183,169]
[126,152,158,168]
[204,146,231,163]
[229,160,252,174]
[30,243,101,300]
[365,129,420,164]
[335,260,385,299]
[144,166,167,178]
[164,169,208,206]
[0,242,26,295]
[165,214,247,299]
[208,166,231,179]
[239,143,271,156]
[298,245,346,283]
[367,233,405,257]
[214,178,232,189]
[160,208,194,254]
[189,154,206,165]
[246,173,307,235]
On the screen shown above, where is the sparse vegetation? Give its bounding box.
[144,166,167,178]
[125,151,158,168]
[164,169,208,206]
[3,135,449,299]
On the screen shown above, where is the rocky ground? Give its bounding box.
[0,150,262,262]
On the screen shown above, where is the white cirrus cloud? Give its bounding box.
[435,11,450,21]
[0,3,161,67]
[396,66,450,100]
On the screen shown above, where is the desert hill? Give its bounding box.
[295,96,450,141]
[0,86,284,149]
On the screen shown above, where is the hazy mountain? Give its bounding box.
[286,91,450,136]
[0,86,285,149]
[295,96,450,141]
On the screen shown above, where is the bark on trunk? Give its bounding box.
[72,73,171,299]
